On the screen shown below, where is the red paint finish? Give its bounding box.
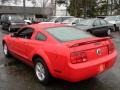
[3,23,117,82]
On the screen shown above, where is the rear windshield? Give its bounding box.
[46,27,93,42]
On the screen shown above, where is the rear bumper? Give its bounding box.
[61,51,117,82]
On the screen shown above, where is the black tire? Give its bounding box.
[34,57,52,85]
[3,43,11,57]
[114,24,119,31]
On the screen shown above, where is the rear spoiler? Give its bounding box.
[69,37,111,48]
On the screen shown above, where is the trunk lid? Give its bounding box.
[63,37,111,61]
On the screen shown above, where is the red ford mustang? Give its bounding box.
[2,23,117,84]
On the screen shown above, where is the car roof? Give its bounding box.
[29,23,67,31]
[85,18,104,21]
[105,15,120,18]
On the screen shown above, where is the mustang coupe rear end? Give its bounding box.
[2,23,117,84]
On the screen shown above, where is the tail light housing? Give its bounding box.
[70,51,87,64]
[108,39,115,54]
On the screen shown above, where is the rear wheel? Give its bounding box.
[114,24,119,31]
[34,58,51,85]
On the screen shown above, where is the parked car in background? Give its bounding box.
[75,18,114,36]
[44,16,74,23]
[104,15,120,31]
[1,15,26,32]
[3,23,117,84]
[62,18,84,26]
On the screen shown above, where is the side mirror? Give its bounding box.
[11,32,18,37]
[72,22,76,25]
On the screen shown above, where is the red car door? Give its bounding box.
[10,27,34,60]
[13,38,29,59]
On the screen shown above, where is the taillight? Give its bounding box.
[70,51,87,64]
[108,39,115,54]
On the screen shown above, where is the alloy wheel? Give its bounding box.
[107,29,111,36]
[3,44,8,55]
[8,26,11,32]
[35,62,46,81]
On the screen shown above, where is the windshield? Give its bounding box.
[77,19,93,26]
[9,15,23,21]
[105,16,117,21]
[46,27,93,42]
[62,18,76,24]
[46,16,56,22]
[49,17,57,22]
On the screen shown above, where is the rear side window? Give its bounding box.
[35,32,46,41]
[46,27,93,42]
[100,20,108,25]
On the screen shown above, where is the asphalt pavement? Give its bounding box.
[0,28,120,90]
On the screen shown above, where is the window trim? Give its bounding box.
[35,32,47,41]
[17,27,34,39]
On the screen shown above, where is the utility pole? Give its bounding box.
[23,0,26,19]
[111,0,113,15]
[83,0,87,18]
[54,0,56,16]
[51,0,56,16]
[65,0,68,16]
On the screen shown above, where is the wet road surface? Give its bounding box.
[0,28,120,90]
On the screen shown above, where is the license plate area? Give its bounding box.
[99,64,105,73]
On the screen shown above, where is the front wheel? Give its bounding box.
[8,26,12,32]
[34,58,51,85]
[107,29,111,36]
[3,43,11,57]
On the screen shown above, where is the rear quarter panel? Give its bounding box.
[28,30,70,77]
[29,40,70,77]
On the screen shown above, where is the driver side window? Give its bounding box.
[17,28,34,39]
[74,19,79,24]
